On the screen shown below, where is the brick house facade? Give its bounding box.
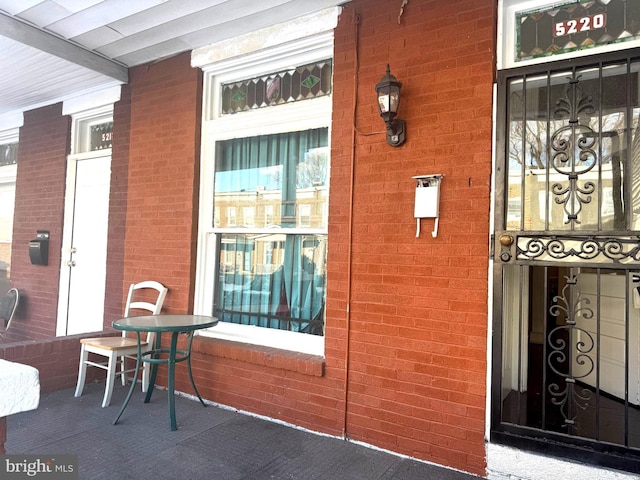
[3,1,640,478]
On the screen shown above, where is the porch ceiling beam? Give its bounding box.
[0,12,128,84]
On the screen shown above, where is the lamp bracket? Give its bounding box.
[387,119,406,147]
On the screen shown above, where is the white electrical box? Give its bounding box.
[413,174,443,238]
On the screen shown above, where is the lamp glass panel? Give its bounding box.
[377,89,399,114]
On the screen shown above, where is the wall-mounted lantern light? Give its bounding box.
[375,64,406,147]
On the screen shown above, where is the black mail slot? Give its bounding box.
[29,231,49,266]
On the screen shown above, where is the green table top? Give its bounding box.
[112,314,218,333]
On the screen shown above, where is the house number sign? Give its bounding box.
[517,0,640,61]
[90,122,113,151]
[553,13,606,38]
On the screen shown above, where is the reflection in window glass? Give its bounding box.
[214,128,329,229]
[213,128,330,336]
[215,233,326,335]
[505,62,640,232]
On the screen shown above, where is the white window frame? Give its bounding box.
[194,31,334,356]
[242,207,255,227]
[264,205,274,226]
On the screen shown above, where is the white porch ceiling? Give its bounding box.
[0,0,348,121]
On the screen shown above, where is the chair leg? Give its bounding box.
[141,360,149,393]
[102,352,118,408]
[120,355,127,386]
[74,345,89,398]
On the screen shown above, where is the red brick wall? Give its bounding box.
[328,0,494,474]
[103,85,132,324]
[0,333,110,392]
[123,52,202,313]
[7,104,70,341]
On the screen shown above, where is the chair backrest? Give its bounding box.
[0,288,19,332]
[123,281,168,317]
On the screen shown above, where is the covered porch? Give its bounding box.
[5,381,481,480]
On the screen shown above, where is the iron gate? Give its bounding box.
[492,50,640,471]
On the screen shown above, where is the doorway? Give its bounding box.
[492,51,640,468]
[56,120,112,336]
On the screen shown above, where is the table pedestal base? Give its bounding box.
[114,329,207,431]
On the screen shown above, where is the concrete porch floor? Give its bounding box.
[5,382,484,479]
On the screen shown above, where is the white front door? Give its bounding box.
[56,153,111,335]
[576,272,640,406]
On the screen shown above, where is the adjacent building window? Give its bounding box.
[0,142,18,167]
[0,131,18,297]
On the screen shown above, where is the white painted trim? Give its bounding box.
[0,114,23,132]
[0,128,19,145]
[486,83,498,441]
[486,444,639,480]
[0,164,17,183]
[56,105,113,337]
[69,105,114,156]
[62,86,121,117]
[191,7,341,68]
[198,322,324,356]
[0,14,127,83]
[56,153,79,337]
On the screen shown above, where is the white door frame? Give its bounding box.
[56,103,114,336]
[56,149,112,336]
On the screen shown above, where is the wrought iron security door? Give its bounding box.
[492,53,640,469]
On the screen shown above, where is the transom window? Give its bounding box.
[220,60,332,115]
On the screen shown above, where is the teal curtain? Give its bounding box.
[214,128,328,335]
[283,236,325,332]
[216,234,325,334]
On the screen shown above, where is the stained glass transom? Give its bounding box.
[517,0,640,61]
[221,60,332,115]
[90,122,113,151]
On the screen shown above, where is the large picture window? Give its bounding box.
[213,129,329,335]
[194,30,334,355]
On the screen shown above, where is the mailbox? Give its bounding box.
[413,174,443,238]
[29,231,49,266]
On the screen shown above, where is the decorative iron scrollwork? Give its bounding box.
[550,73,597,227]
[517,235,640,263]
[547,274,594,425]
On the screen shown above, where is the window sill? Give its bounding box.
[192,335,325,377]
[198,322,324,356]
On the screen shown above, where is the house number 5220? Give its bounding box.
[554,13,606,37]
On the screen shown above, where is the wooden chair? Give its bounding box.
[74,281,168,407]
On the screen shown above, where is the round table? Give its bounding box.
[112,314,218,431]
